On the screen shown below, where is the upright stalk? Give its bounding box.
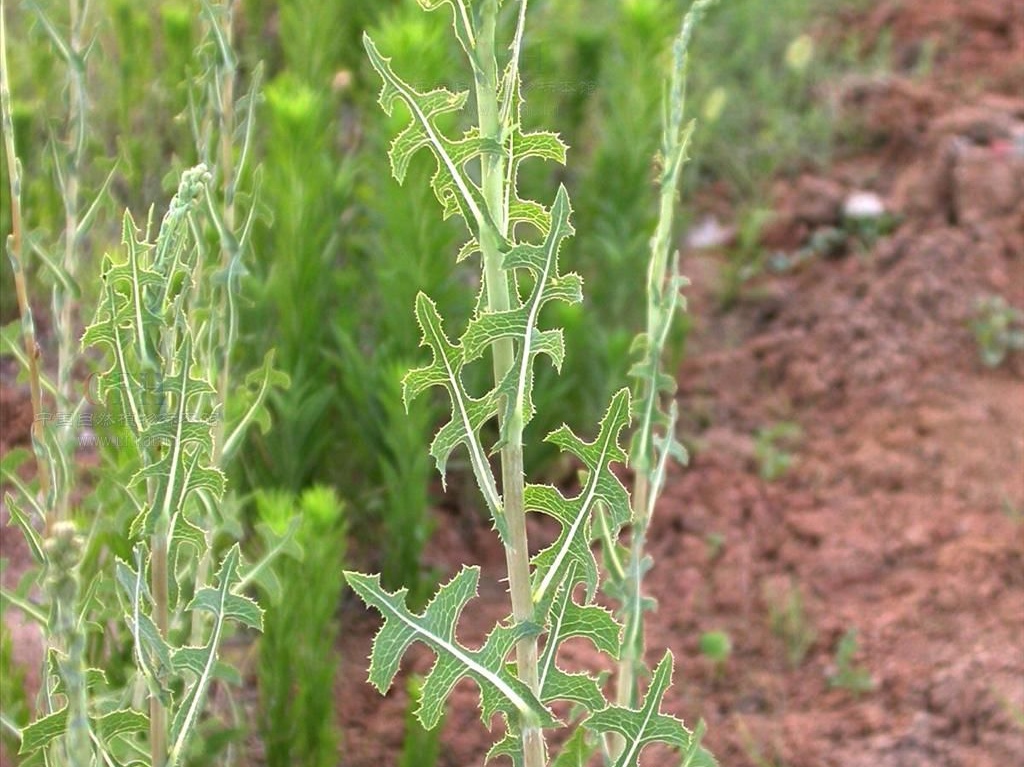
[475,4,544,761]
[475,3,543,765]
[0,0,52,525]
[150,522,169,767]
[57,0,86,411]
[352,2,717,764]
[615,109,682,709]
[213,0,236,461]
[614,0,714,731]
[50,0,88,526]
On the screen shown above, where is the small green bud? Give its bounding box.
[785,34,814,72]
[43,521,83,578]
[698,630,732,664]
[702,87,728,124]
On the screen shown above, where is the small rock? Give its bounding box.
[685,215,735,250]
[844,191,887,220]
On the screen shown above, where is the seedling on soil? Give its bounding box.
[1000,495,1024,526]
[344,1,717,764]
[765,579,816,669]
[970,294,1024,369]
[754,422,802,482]
[705,532,727,562]
[827,629,874,695]
[698,631,733,681]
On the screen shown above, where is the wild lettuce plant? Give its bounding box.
[1,4,286,763]
[2,167,262,767]
[345,2,717,764]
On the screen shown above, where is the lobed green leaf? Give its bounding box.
[403,292,503,524]
[535,567,621,711]
[580,653,704,767]
[529,389,632,607]
[345,566,553,731]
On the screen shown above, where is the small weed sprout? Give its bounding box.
[754,422,802,481]
[705,531,727,562]
[765,579,816,669]
[698,631,733,680]
[827,629,875,695]
[1000,495,1024,526]
[993,689,1024,731]
[970,295,1024,368]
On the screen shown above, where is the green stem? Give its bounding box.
[616,471,649,711]
[54,0,87,524]
[614,3,711,750]
[475,3,544,764]
[46,523,92,764]
[151,525,169,767]
[214,0,236,466]
[0,0,51,529]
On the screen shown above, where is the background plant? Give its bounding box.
[236,0,353,493]
[255,486,345,767]
[1,3,285,763]
[325,3,471,599]
[398,675,444,767]
[685,0,839,197]
[3,167,260,767]
[698,631,732,681]
[522,0,696,476]
[754,422,802,482]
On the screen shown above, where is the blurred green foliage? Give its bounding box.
[687,0,838,195]
[256,486,346,767]
[0,622,30,755]
[398,675,443,767]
